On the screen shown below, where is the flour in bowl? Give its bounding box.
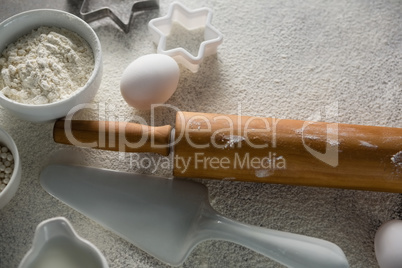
[0,26,94,104]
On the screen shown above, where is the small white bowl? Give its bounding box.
[19,217,109,268]
[0,127,21,209]
[0,9,103,122]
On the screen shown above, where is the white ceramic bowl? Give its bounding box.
[19,217,109,268]
[0,127,21,209]
[0,9,102,122]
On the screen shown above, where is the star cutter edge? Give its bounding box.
[148,1,223,73]
[80,0,159,33]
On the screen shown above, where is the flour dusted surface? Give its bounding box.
[0,26,94,104]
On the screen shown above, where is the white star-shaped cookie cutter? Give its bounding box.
[148,2,223,73]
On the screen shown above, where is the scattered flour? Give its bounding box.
[327,139,339,146]
[255,169,271,178]
[302,134,320,140]
[359,140,378,148]
[221,135,245,149]
[0,26,94,104]
[190,121,202,130]
[295,128,303,135]
[391,151,402,168]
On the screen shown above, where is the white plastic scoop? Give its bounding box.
[40,164,349,267]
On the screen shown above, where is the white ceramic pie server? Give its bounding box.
[40,164,349,267]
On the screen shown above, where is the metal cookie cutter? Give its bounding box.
[148,1,223,72]
[80,0,159,33]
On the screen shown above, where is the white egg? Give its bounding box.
[120,54,180,110]
[375,219,402,268]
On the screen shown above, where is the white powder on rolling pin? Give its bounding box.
[0,26,94,105]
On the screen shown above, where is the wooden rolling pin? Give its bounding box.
[53,111,402,192]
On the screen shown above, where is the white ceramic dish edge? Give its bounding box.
[18,217,109,268]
